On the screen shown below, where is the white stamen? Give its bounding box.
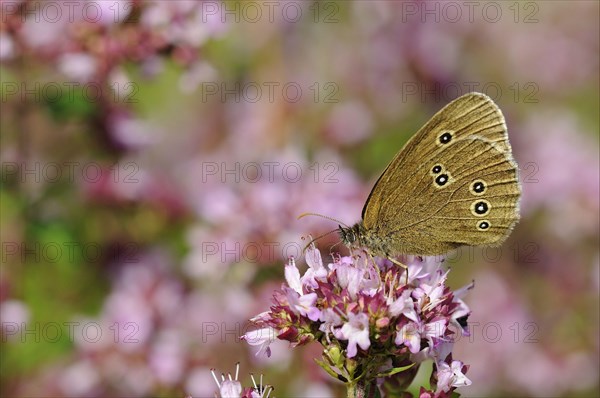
[211,369,221,388]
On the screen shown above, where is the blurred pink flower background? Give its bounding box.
[1,1,598,397]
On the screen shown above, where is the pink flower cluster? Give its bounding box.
[244,246,473,396]
[1,0,226,75]
[210,363,273,398]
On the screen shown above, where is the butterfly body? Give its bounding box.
[339,92,521,257]
[339,222,462,257]
[339,222,409,257]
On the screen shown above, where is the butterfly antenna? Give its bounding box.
[297,212,350,228]
[302,229,339,253]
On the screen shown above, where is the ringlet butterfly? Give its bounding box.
[301,92,521,268]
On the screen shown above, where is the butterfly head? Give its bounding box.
[339,223,364,248]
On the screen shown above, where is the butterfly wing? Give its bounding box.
[363,92,510,222]
[362,93,520,255]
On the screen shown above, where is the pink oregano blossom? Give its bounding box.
[243,246,473,397]
[209,363,273,398]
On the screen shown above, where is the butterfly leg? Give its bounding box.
[365,250,381,273]
[387,257,409,285]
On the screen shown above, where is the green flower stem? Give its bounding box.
[347,380,377,398]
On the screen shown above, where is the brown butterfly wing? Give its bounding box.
[362,93,520,255]
[362,92,510,223]
[382,137,520,254]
